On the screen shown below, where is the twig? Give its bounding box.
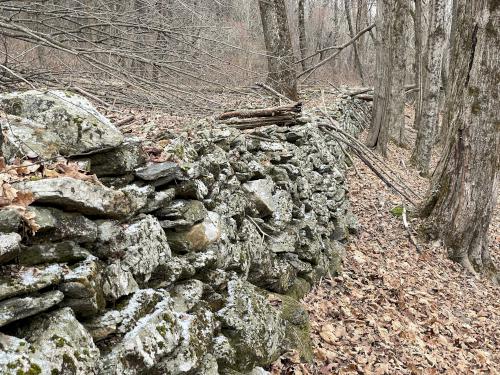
[255,82,295,103]
[402,205,421,252]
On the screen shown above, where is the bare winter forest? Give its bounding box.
[0,1,498,374]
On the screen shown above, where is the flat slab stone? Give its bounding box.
[0,290,64,326]
[0,264,65,301]
[13,177,133,218]
[19,241,90,265]
[26,206,98,243]
[135,161,181,183]
[0,233,21,264]
[0,90,123,160]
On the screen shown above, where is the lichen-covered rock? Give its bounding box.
[135,161,181,186]
[19,241,90,265]
[59,257,105,317]
[156,199,208,228]
[141,188,176,213]
[167,211,221,253]
[170,280,205,313]
[0,233,21,264]
[0,290,64,327]
[175,180,209,200]
[0,264,65,300]
[216,279,285,372]
[242,178,275,217]
[0,90,123,160]
[158,306,215,374]
[102,261,139,301]
[84,289,168,341]
[99,296,181,374]
[13,177,134,218]
[97,215,171,284]
[0,209,22,233]
[26,206,98,244]
[85,136,146,176]
[3,307,100,374]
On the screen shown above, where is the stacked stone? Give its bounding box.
[0,91,363,375]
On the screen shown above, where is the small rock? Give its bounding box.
[141,188,176,213]
[170,280,205,313]
[26,206,98,243]
[167,211,221,253]
[102,261,139,301]
[135,161,181,185]
[0,264,65,301]
[0,209,22,233]
[156,199,208,227]
[85,137,146,176]
[19,241,90,265]
[175,180,208,200]
[0,233,21,264]
[0,290,64,326]
[59,257,105,317]
[242,178,276,217]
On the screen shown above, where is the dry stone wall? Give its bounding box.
[0,90,365,375]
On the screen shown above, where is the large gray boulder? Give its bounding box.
[0,90,123,160]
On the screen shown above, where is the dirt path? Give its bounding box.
[272,126,500,374]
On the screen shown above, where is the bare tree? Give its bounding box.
[412,0,424,130]
[420,0,499,283]
[298,0,308,72]
[258,0,298,100]
[410,0,446,175]
[366,0,407,156]
[344,0,364,83]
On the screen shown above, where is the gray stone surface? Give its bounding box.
[26,206,98,243]
[0,90,123,160]
[0,290,64,327]
[0,264,65,301]
[19,241,90,265]
[0,233,21,264]
[0,209,22,233]
[135,161,181,183]
[13,177,133,218]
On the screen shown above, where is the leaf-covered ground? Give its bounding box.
[272,115,500,374]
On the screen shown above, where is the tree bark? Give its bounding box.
[298,0,307,72]
[410,0,445,175]
[420,0,499,283]
[412,0,423,129]
[258,0,298,101]
[344,0,364,83]
[366,0,407,156]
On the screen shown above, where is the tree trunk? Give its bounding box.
[410,0,445,175]
[258,0,298,101]
[298,0,307,72]
[413,0,424,130]
[420,0,499,283]
[366,0,407,156]
[344,0,364,83]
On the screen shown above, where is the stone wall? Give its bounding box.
[0,91,364,375]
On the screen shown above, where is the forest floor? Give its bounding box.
[269,107,500,375]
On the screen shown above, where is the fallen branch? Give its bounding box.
[115,115,136,127]
[255,82,295,103]
[218,102,302,120]
[298,23,375,80]
[220,114,298,129]
[402,205,421,252]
